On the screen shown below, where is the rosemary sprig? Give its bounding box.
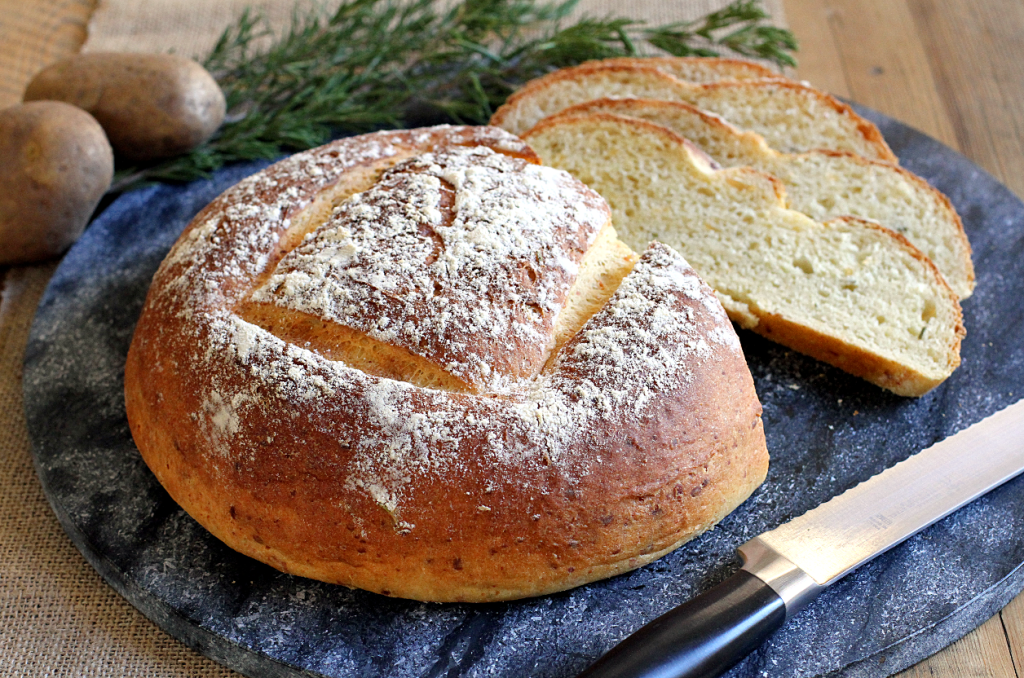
[645,0,798,65]
[110,0,797,193]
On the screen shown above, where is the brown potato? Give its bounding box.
[0,101,114,265]
[24,53,226,162]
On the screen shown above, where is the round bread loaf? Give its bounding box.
[124,125,768,602]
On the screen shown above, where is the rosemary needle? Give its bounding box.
[110,0,797,194]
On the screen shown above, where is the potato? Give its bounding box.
[24,53,226,162]
[0,101,114,265]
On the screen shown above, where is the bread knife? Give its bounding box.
[575,398,1024,678]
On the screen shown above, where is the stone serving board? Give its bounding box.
[23,108,1024,678]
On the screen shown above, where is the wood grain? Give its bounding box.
[0,0,97,109]
[784,1,1024,675]
[813,0,958,148]
[780,0,850,98]
[899,615,1019,677]
[907,0,1024,200]
[1006,591,1024,675]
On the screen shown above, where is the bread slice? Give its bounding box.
[491,63,896,162]
[589,56,779,82]
[523,113,964,396]
[554,98,974,299]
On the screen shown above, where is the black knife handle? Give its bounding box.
[575,570,786,678]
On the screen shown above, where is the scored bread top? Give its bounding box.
[126,124,769,601]
[555,97,975,299]
[489,63,896,162]
[248,145,609,392]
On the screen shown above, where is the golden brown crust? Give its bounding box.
[489,63,678,131]
[587,56,780,82]
[125,125,769,602]
[560,96,755,140]
[671,78,897,163]
[490,61,897,163]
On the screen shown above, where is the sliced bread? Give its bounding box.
[490,63,896,162]
[522,113,964,396]
[553,98,974,298]
[588,56,779,82]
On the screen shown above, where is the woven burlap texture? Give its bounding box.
[1,0,785,675]
[84,0,785,57]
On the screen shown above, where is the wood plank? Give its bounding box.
[898,613,1019,677]
[908,0,1024,199]
[0,0,97,109]
[1005,593,1024,674]
[814,0,958,150]
[780,0,851,98]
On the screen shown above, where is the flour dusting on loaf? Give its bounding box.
[194,244,734,505]
[125,125,769,602]
[250,145,610,391]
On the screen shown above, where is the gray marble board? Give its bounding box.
[23,108,1024,678]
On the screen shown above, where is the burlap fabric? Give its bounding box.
[0,0,784,675]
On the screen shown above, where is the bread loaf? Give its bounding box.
[490,62,896,161]
[125,125,769,602]
[554,98,974,298]
[523,113,964,396]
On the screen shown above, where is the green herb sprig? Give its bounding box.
[111,0,796,193]
[645,0,798,64]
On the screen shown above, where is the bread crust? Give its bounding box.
[489,62,897,162]
[691,78,896,162]
[588,56,779,82]
[125,125,769,602]
[490,63,688,133]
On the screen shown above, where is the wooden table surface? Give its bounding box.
[1,0,1021,675]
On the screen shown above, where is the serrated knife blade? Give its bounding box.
[576,398,1024,678]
